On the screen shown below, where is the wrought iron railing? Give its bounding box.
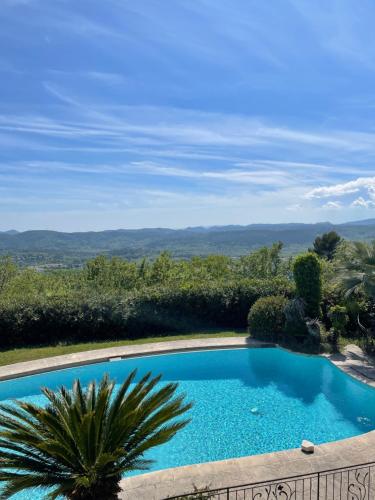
[165,461,375,499]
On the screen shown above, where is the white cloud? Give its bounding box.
[306,177,375,199]
[322,201,342,209]
[130,161,294,187]
[351,197,375,209]
[5,92,375,156]
[1,160,293,187]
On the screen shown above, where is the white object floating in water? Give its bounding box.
[301,440,314,453]
[250,407,260,415]
[109,356,122,362]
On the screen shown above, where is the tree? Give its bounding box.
[311,231,341,261]
[238,242,285,279]
[0,372,191,499]
[149,251,174,285]
[0,256,17,293]
[293,252,322,318]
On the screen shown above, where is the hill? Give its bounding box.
[1,219,375,267]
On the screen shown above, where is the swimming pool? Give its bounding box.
[1,347,375,498]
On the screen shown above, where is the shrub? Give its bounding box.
[284,297,308,338]
[293,252,322,318]
[328,304,348,344]
[248,295,288,341]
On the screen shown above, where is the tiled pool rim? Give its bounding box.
[0,337,374,500]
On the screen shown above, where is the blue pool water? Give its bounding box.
[1,347,375,498]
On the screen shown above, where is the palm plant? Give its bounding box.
[338,241,375,299]
[336,241,375,349]
[0,371,192,499]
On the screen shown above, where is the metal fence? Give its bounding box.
[165,461,375,500]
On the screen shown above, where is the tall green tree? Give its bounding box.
[0,372,191,499]
[293,252,322,318]
[311,231,341,261]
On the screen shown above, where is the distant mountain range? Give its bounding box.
[0,230,19,235]
[1,219,375,266]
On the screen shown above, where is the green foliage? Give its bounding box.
[0,372,191,499]
[328,305,348,344]
[2,236,372,352]
[0,295,129,348]
[0,278,292,348]
[328,305,348,332]
[85,256,139,290]
[337,240,375,300]
[126,279,292,334]
[0,257,17,293]
[0,246,294,349]
[293,252,322,318]
[284,298,308,338]
[311,231,341,261]
[237,242,287,278]
[248,295,288,341]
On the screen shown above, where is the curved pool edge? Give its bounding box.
[0,337,271,382]
[324,344,375,388]
[119,430,375,499]
[1,337,375,389]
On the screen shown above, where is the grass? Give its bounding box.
[0,330,247,367]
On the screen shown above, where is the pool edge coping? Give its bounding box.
[1,337,375,388]
[0,337,269,381]
[119,430,375,499]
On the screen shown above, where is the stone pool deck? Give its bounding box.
[119,431,375,499]
[0,337,374,499]
[326,344,375,388]
[0,337,267,381]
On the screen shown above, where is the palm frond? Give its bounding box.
[0,370,191,499]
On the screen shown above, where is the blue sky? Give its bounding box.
[1,0,375,231]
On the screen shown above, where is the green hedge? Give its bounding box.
[0,278,293,348]
[0,295,128,348]
[125,278,292,334]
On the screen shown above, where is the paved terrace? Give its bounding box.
[0,337,374,499]
[326,343,375,388]
[119,431,375,499]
